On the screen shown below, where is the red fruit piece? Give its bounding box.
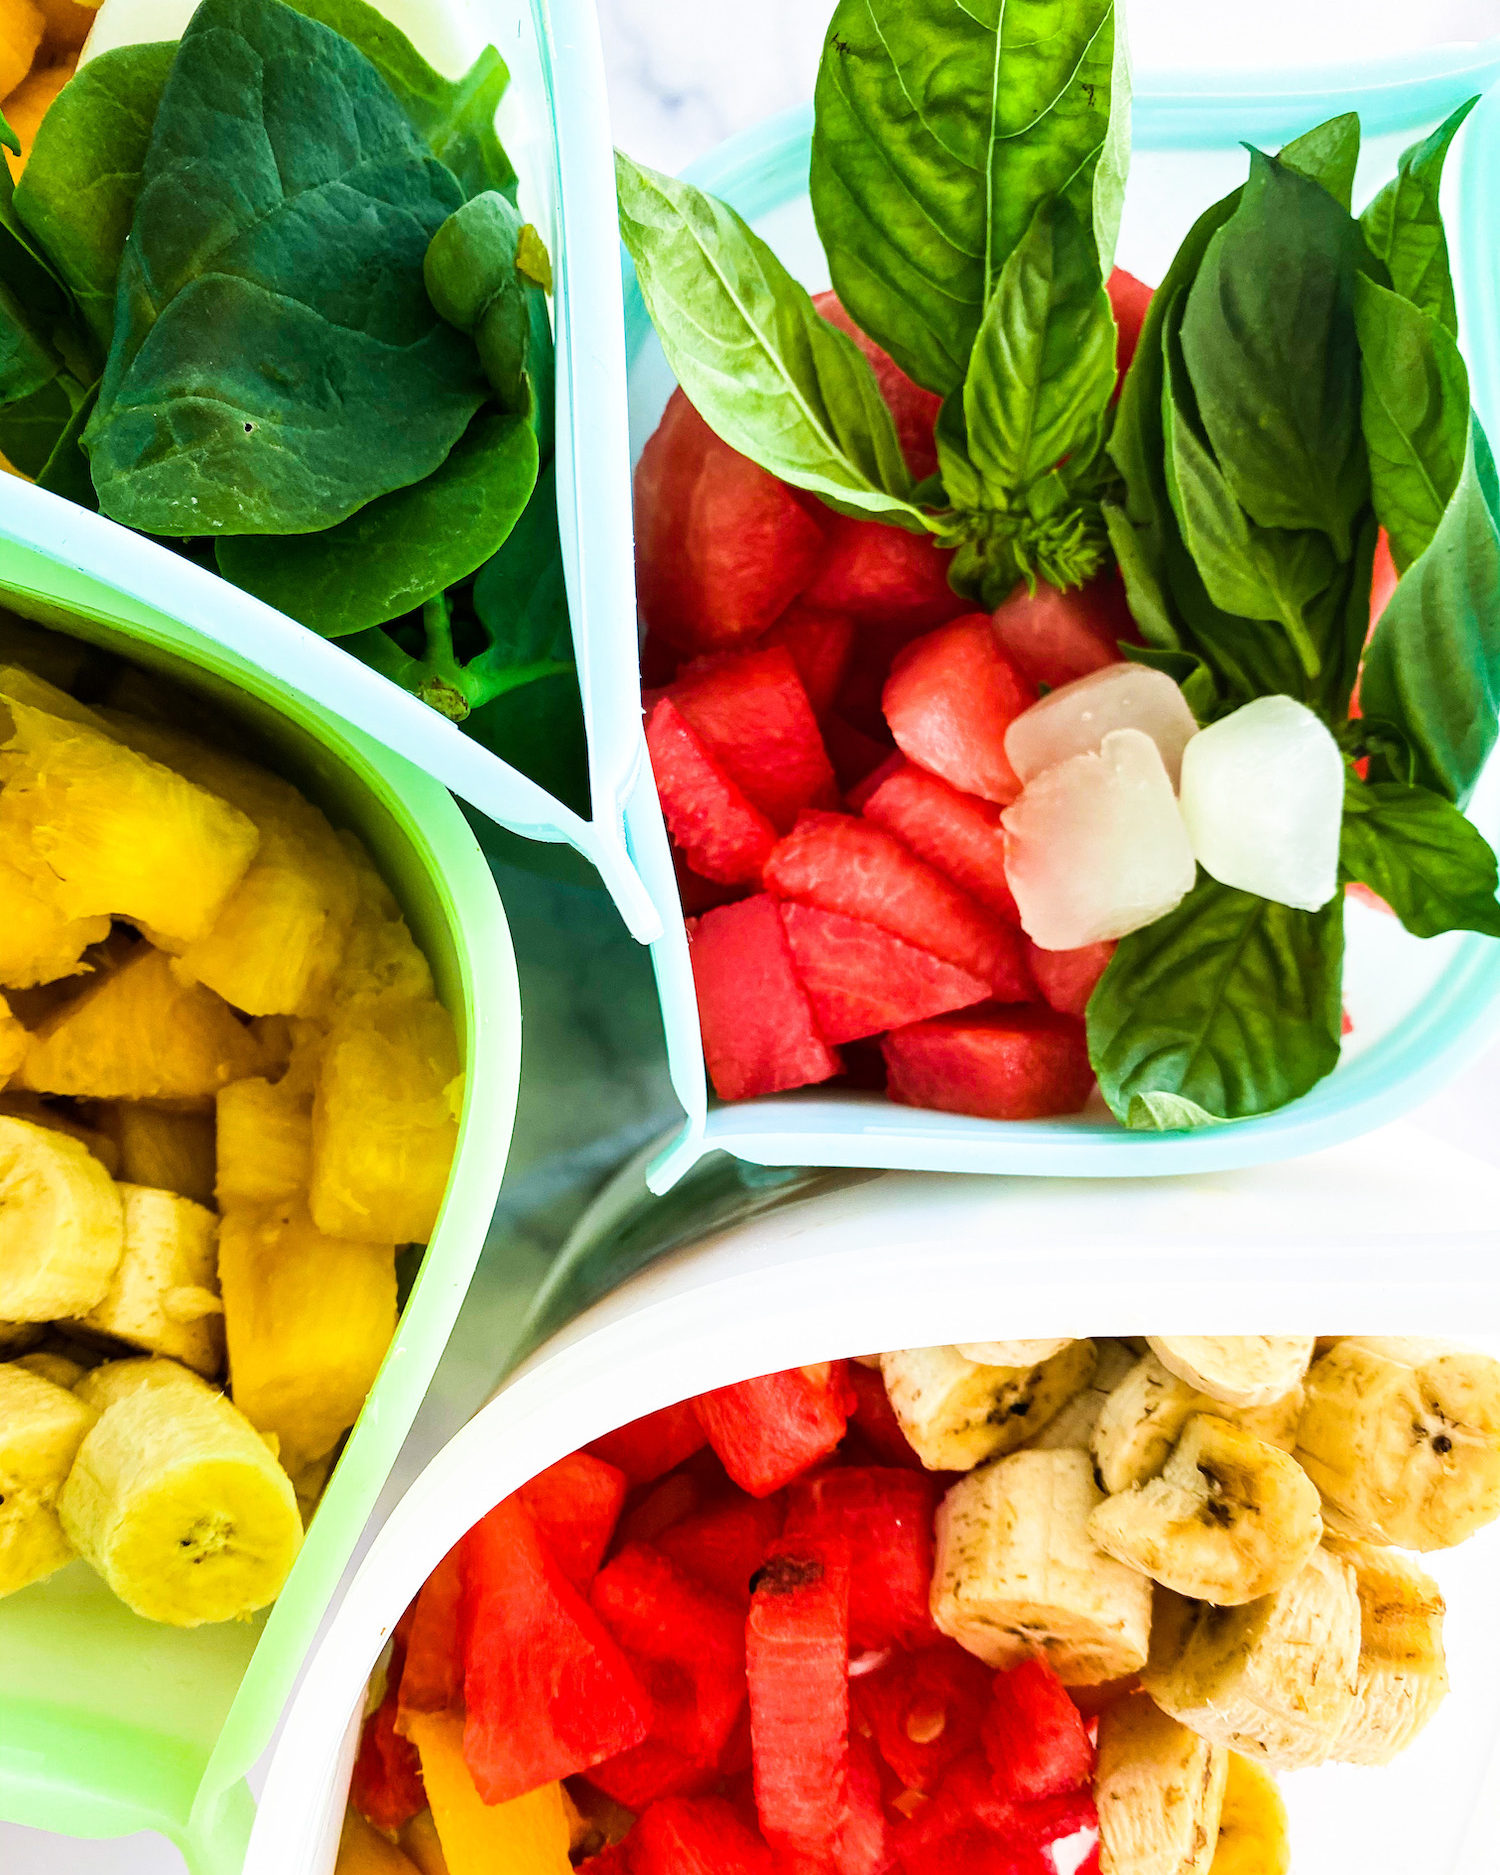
[646,698,777,886]
[671,646,837,832]
[462,1496,652,1803]
[747,1538,852,1864]
[990,578,1129,691]
[821,712,896,797]
[519,1451,628,1594]
[883,1007,1094,1122]
[983,1658,1095,1802]
[657,1490,787,1604]
[780,903,989,1046]
[1370,526,1398,630]
[852,1642,993,1793]
[351,1672,425,1831]
[696,1362,857,1497]
[396,1540,466,1721]
[672,847,748,917]
[783,1466,937,1649]
[893,1752,1094,1863]
[765,812,1034,1001]
[815,290,942,480]
[883,618,1035,805]
[1025,940,1115,1020]
[845,1361,924,1470]
[1107,268,1155,385]
[689,894,843,1101]
[835,1734,890,1875]
[636,389,827,653]
[764,604,856,715]
[616,1466,712,1549]
[588,1399,707,1487]
[629,1796,776,1875]
[860,759,1019,925]
[804,514,967,635]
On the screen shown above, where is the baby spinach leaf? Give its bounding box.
[0,375,78,477]
[1361,98,1476,337]
[1087,879,1344,1124]
[1341,774,1500,938]
[1277,111,1360,209]
[85,0,486,537]
[0,108,18,158]
[425,191,549,422]
[0,277,67,406]
[469,459,574,695]
[617,151,926,528]
[34,380,98,508]
[810,0,1120,397]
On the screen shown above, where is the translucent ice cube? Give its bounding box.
[1001,728,1198,950]
[1004,663,1200,788]
[1178,695,1344,911]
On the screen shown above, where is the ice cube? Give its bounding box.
[1004,663,1200,788]
[1178,695,1343,911]
[1001,728,1198,950]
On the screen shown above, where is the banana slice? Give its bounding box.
[58,1357,303,1625]
[1294,1338,1500,1550]
[1027,1338,1139,1455]
[955,1338,1075,1366]
[0,1114,125,1321]
[1146,1338,1313,1409]
[1096,1691,1227,1875]
[1142,1546,1361,1770]
[14,1350,87,1388]
[1209,1754,1290,1875]
[1326,1538,1449,1764]
[0,1362,97,1596]
[1093,1355,1303,1496]
[74,1184,223,1377]
[881,1340,1097,1470]
[931,1447,1153,1684]
[1089,1415,1323,1605]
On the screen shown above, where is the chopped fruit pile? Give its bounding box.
[344,1335,1500,1875]
[0,613,462,1625]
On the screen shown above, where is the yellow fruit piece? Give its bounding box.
[0,992,25,1084]
[406,1711,571,1875]
[0,700,259,944]
[20,943,265,1101]
[14,1348,85,1387]
[0,662,110,730]
[218,1203,395,1471]
[75,1183,223,1376]
[0,844,110,988]
[338,1808,419,1875]
[0,1112,124,1320]
[0,1319,41,1353]
[216,1074,312,1209]
[319,833,436,1016]
[0,0,44,109]
[0,1091,121,1173]
[1210,1753,1291,1875]
[399,1813,449,1875]
[3,57,70,177]
[97,1102,216,1206]
[0,1361,96,1595]
[34,0,95,57]
[312,997,460,1246]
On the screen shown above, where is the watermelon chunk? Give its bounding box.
[883,1007,1095,1121]
[844,1361,925,1470]
[764,605,856,715]
[616,1465,713,1549]
[518,1451,627,1593]
[893,1753,1096,1863]
[351,1668,425,1831]
[657,1489,787,1604]
[860,759,1020,925]
[646,698,777,884]
[629,1796,775,1875]
[635,389,827,653]
[982,1658,1095,1802]
[989,578,1129,691]
[396,1539,466,1720]
[671,646,837,832]
[783,1466,937,1649]
[1107,268,1155,385]
[803,514,967,635]
[780,902,989,1045]
[462,1497,652,1803]
[883,618,1035,805]
[696,1362,857,1497]
[764,813,1034,1001]
[852,1642,993,1794]
[587,1399,707,1486]
[835,1734,890,1875]
[821,712,896,796]
[1370,526,1398,629]
[815,290,942,481]
[689,895,843,1100]
[672,846,749,917]
[1025,939,1115,1020]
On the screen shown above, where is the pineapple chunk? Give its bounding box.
[0,663,110,731]
[19,943,264,1101]
[0,0,44,109]
[0,844,110,987]
[15,1349,87,1387]
[318,833,436,1016]
[95,1104,216,1206]
[0,1092,122,1174]
[0,700,259,943]
[75,1184,223,1376]
[311,997,460,1245]
[0,993,25,1085]
[216,1076,312,1209]
[0,1320,42,1354]
[218,1204,396,1471]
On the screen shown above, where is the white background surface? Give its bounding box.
[9,0,1500,1866]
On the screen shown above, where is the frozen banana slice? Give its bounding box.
[1096,1692,1227,1875]
[1027,1338,1139,1454]
[0,1362,97,1596]
[1146,1338,1313,1409]
[1089,1415,1323,1605]
[1209,1754,1290,1875]
[75,1184,223,1377]
[955,1338,1075,1366]
[1326,1538,1449,1765]
[1093,1355,1303,1496]
[0,1114,125,1321]
[1142,1546,1361,1770]
[59,1357,302,1625]
[882,1340,1097,1471]
[932,1447,1152,1683]
[1294,1337,1500,1550]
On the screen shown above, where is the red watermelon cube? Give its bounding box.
[1107,267,1155,385]
[657,1490,787,1605]
[815,290,942,481]
[689,895,842,1101]
[989,577,1129,691]
[821,712,896,796]
[763,604,856,715]
[646,697,777,884]
[844,1360,925,1470]
[695,1362,857,1497]
[629,1796,775,1875]
[396,1539,466,1721]
[670,646,837,832]
[852,1642,994,1794]
[518,1451,627,1594]
[893,1752,1095,1864]
[982,1658,1095,1802]
[803,513,967,635]
[835,1734,890,1875]
[783,1466,937,1649]
[883,618,1035,805]
[1025,939,1115,1020]
[860,759,1020,925]
[779,902,989,1045]
[351,1671,425,1831]
[883,1007,1095,1122]
[587,1399,707,1487]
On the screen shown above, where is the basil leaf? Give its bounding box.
[616,150,926,527]
[1360,418,1500,802]
[1087,879,1345,1123]
[1361,99,1477,337]
[1341,774,1500,938]
[1126,1092,1222,1131]
[85,0,486,537]
[1353,270,1467,574]
[810,0,1120,396]
[1278,111,1360,209]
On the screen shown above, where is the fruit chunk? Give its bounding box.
[656,1489,785,1605]
[779,903,988,1045]
[783,1464,935,1648]
[0,845,109,988]
[2,60,70,179]
[339,1806,422,1873]
[669,647,836,833]
[399,1540,467,1719]
[1092,1354,1304,1497]
[852,1640,993,1792]
[1026,939,1114,1018]
[322,834,437,1015]
[353,1672,427,1833]
[883,618,1035,804]
[587,1399,707,1485]
[0,1361,96,1596]
[762,606,854,714]
[0,1113,124,1321]
[76,1183,223,1377]
[1145,1335,1313,1409]
[1005,664,1199,789]
[1095,1694,1227,1875]
[815,290,941,480]
[216,1072,313,1209]
[1107,269,1155,383]
[1209,1753,1290,1875]
[1326,1538,1449,1766]
[695,1361,856,1496]
[803,514,966,635]
[646,698,777,886]
[982,1657,1094,1801]
[0,0,43,102]
[860,759,1019,923]
[881,1341,1097,1470]
[519,1451,627,1593]
[628,1795,775,1875]
[408,1708,573,1874]
[97,1104,216,1208]
[687,895,841,1100]
[883,1006,1094,1121]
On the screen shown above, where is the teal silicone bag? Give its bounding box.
[620,44,1500,1191]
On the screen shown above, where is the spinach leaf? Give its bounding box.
[34,380,98,507]
[1353,270,1467,573]
[1341,774,1500,938]
[0,276,67,406]
[810,0,1120,396]
[470,458,574,695]
[85,0,487,537]
[616,150,927,528]
[1278,111,1360,208]
[424,191,549,423]
[0,375,79,477]
[1361,99,1476,337]
[215,411,536,637]
[1087,878,1345,1123]
[0,108,18,158]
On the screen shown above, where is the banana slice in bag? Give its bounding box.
[881,1340,1097,1470]
[0,1114,125,1321]
[1093,1355,1303,1496]
[1146,1338,1314,1409]
[1209,1753,1290,1875]
[1096,1691,1227,1875]
[1025,1338,1139,1455]
[1326,1537,1450,1764]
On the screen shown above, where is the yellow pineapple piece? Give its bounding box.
[0,0,44,107]
[0,663,110,731]
[0,1092,122,1174]
[218,1203,396,1471]
[0,700,259,943]
[35,0,97,59]
[0,844,111,988]
[0,993,25,1086]
[95,1104,216,1206]
[216,1076,312,1209]
[3,58,71,179]
[75,1183,222,1376]
[317,833,436,1017]
[14,1348,86,1387]
[311,997,460,1246]
[19,943,264,1101]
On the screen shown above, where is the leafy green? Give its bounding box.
[0,374,82,477]
[1341,774,1500,938]
[1361,99,1476,337]
[1125,1092,1222,1131]
[424,191,550,423]
[0,108,18,159]
[1278,111,1360,208]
